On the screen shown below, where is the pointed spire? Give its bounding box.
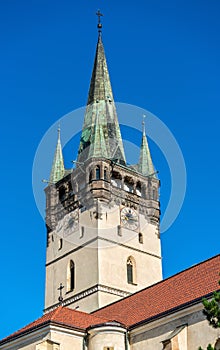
[77,27,126,165]
[87,34,113,105]
[138,116,156,177]
[50,126,65,183]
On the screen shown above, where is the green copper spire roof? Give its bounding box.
[77,34,126,165]
[50,127,65,183]
[88,112,108,158]
[87,34,113,105]
[138,119,156,177]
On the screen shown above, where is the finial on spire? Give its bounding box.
[57,123,61,140]
[96,9,103,34]
[142,114,146,134]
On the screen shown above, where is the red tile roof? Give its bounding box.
[92,254,220,327]
[0,307,109,344]
[1,255,219,344]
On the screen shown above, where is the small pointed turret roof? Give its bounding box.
[138,119,156,177]
[50,127,65,183]
[77,32,126,165]
[88,112,108,159]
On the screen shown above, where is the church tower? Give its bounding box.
[44,21,162,313]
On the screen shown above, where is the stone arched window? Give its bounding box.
[67,260,75,291]
[96,166,101,180]
[58,185,66,202]
[127,256,136,284]
[136,181,142,196]
[111,171,122,188]
[124,176,134,193]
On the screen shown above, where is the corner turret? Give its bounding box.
[138,118,156,177]
[49,127,65,183]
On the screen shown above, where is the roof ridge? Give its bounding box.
[50,305,63,320]
[62,306,111,323]
[0,306,111,345]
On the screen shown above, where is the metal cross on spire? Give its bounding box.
[96,9,103,33]
[58,283,64,303]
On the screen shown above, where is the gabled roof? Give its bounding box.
[1,255,219,345]
[0,306,109,344]
[92,254,220,327]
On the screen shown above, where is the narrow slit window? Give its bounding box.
[117,225,122,236]
[70,260,75,290]
[89,171,92,183]
[127,257,133,284]
[96,166,100,179]
[67,260,75,292]
[80,226,84,238]
[139,232,143,244]
[58,238,63,250]
[104,167,108,180]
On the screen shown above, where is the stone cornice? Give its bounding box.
[44,284,131,314]
[46,236,161,267]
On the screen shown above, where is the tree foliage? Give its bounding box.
[199,345,216,350]
[198,276,220,350]
[203,291,220,329]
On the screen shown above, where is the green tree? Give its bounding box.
[199,345,217,350]
[198,278,220,350]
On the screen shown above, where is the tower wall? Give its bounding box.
[45,158,162,313]
[44,33,162,313]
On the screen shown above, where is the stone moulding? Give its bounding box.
[44,284,131,314]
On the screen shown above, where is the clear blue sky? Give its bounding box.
[0,0,219,340]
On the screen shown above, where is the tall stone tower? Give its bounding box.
[44,29,162,314]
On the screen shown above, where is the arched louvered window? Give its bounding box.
[67,260,75,291]
[124,176,134,193]
[136,182,142,196]
[70,260,75,290]
[111,171,122,188]
[127,256,136,284]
